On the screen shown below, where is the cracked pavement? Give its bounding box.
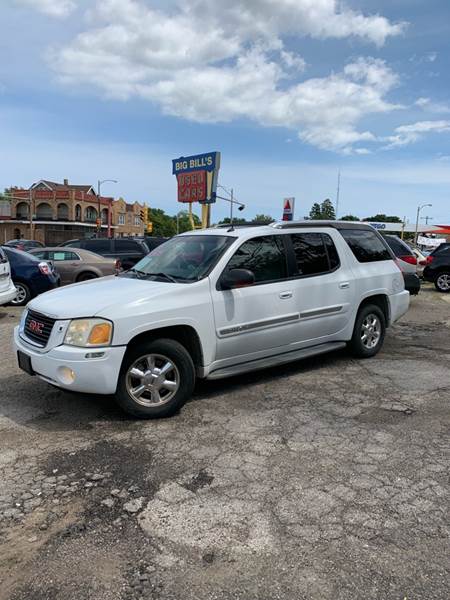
[0,285,449,599]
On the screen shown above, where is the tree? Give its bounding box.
[309,199,336,220]
[219,217,247,225]
[340,214,360,221]
[148,208,177,237]
[175,210,201,234]
[252,214,273,224]
[309,202,322,220]
[363,214,402,223]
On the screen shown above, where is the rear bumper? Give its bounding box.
[14,326,126,395]
[389,290,410,324]
[0,281,17,306]
[402,272,421,296]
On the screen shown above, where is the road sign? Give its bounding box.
[282,197,295,221]
[172,152,221,204]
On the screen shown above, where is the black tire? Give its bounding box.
[76,272,98,282]
[10,281,31,306]
[434,272,450,293]
[347,304,386,358]
[115,338,195,419]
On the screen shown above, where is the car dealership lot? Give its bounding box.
[0,286,448,600]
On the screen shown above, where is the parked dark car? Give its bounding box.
[142,236,168,251]
[2,246,59,306]
[5,239,44,252]
[423,243,450,292]
[60,238,149,270]
[383,235,420,295]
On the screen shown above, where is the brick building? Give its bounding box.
[0,179,116,245]
[112,198,146,237]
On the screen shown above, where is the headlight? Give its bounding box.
[64,318,113,347]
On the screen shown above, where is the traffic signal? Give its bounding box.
[139,209,146,223]
[147,222,153,234]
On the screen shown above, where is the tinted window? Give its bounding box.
[226,236,287,283]
[340,229,391,263]
[291,233,336,276]
[324,235,340,269]
[384,236,414,257]
[64,240,81,248]
[432,244,450,255]
[114,240,144,253]
[85,240,112,253]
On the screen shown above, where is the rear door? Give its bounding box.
[0,248,11,292]
[287,231,355,343]
[49,250,80,284]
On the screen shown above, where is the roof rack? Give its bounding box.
[270,220,374,231]
[215,222,272,228]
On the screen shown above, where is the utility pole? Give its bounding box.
[335,170,341,219]
[29,187,33,239]
[421,215,433,225]
[414,203,432,244]
[97,179,118,237]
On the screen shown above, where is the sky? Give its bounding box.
[1,0,450,224]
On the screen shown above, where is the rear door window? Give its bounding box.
[340,229,391,263]
[113,240,142,252]
[85,240,112,253]
[290,233,339,276]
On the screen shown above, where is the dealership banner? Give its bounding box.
[172,152,221,204]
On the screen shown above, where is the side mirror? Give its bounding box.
[221,268,255,290]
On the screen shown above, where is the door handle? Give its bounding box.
[339,282,350,289]
[279,291,293,299]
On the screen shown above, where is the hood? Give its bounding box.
[28,275,186,319]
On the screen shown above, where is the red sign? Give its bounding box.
[177,171,207,203]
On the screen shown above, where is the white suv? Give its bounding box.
[0,247,17,306]
[14,222,409,418]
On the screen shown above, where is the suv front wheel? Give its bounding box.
[115,338,195,418]
[348,304,386,358]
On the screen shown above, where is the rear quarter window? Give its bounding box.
[340,229,392,263]
[384,236,414,257]
[114,240,145,252]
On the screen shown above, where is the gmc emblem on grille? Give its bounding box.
[29,320,44,335]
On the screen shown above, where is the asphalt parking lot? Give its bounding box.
[0,285,449,600]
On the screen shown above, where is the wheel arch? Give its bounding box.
[356,294,390,327]
[124,325,205,374]
[75,270,100,282]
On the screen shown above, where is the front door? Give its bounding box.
[211,235,299,364]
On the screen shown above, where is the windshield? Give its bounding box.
[123,235,234,282]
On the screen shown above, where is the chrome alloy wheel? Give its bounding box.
[436,273,450,292]
[125,354,180,407]
[11,283,27,305]
[360,313,381,349]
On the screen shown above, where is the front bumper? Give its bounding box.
[14,326,126,395]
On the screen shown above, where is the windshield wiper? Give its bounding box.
[146,271,179,283]
[127,268,147,279]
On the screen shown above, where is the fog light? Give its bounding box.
[58,366,75,385]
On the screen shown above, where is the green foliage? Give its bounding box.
[363,214,402,223]
[176,210,201,234]
[340,214,360,221]
[252,214,274,224]
[219,217,247,225]
[309,199,336,220]
[147,208,177,237]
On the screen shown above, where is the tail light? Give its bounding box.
[425,255,434,265]
[399,255,417,265]
[419,259,427,266]
[38,261,51,275]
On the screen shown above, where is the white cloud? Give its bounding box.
[50,0,406,153]
[16,0,77,17]
[415,97,450,114]
[384,120,450,148]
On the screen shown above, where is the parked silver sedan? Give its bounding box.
[30,247,121,285]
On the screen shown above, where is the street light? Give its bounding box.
[97,179,118,237]
[216,184,245,230]
[414,203,432,244]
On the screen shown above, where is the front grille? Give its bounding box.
[24,310,56,347]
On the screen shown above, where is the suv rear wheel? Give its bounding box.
[115,338,195,418]
[435,272,450,293]
[348,304,386,358]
